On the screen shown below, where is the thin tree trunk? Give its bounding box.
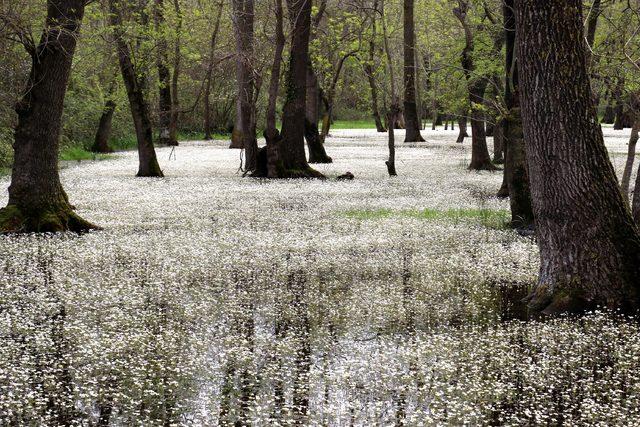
[278,0,323,177]
[154,0,178,146]
[403,0,424,142]
[621,117,640,202]
[516,0,640,315]
[365,0,386,133]
[0,0,98,233]
[382,0,400,173]
[169,0,182,144]
[453,2,496,171]
[204,1,224,140]
[110,0,164,177]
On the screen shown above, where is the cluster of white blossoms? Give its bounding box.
[0,128,638,425]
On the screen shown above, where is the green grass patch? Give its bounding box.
[342,208,510,229]
[60,146,114,162]
[331,120,377,129]
[0,167,10,177]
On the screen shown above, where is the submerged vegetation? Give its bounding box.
[1,129,638,424]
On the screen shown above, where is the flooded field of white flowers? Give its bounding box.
[1,127,640,426]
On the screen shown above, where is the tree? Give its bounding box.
[502,0,533,228]
[403,0,424,142]
[516,0,640,315]
[109,0,163,177]
[363,0,387,133]
[231,0,259,172]
[0,0,99,233]
[277,0,323,178]
[153,0,179,146]
[92,77,117,154]
[453,0,496,171]
[203,1,225,140]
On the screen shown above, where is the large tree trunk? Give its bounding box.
[203,1,224,140]
[169,0,182,145]
[110,0,163,177]
[231,0,258,171]
[403,0,424,142]
[503,0,533,228]
[278,0,323,178]
[0,0,98,233]
[516,0,640,315]
[154,0,178,146]
[453,2,496,171]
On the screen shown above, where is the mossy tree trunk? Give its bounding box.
[0,0,99,233]
[503,0,533,228]
[516,0,640,315]
[278,0,323,178]
[109,0,163,177]
[403,0,424,142]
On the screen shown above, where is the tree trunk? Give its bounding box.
[516,0,640,315]
[492,119,504,163]
[110,0,163,177]
[456,117,467,143]
[0,0,99,233]
[92,98,116,154]
[622,117,640,202]
[231,0,258,171]
[203,1,224,140]
[503,0,533,228]
[278,0,323,178]
[305,65,332,163]
[403,0,424,142]
[387,106,399,176]
[169,0,182,145]
[154,0,178,146]
[454,2,496,171]
[365,0,386,133]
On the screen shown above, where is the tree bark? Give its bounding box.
[153,0,178,146]
[92,99,116,154]
[516,0,640,315]
[109,0,163,177]
[305,65,332,163]
[622,117,640,203]
[453,1,496,171]
[278,0,323,177]
[503,0,533,228]
[456,117,467,143]
[231,0,258,171]
[92,80,117,153]
[203,1,224,140]
[365,0,386,133]
[0,0,99,233]
[403,0,424,142]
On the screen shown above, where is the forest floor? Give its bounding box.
[1,127,639,425]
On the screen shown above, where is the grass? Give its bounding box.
[0,167,9,177]
[342,207,510,229]
[60,146,114,162]
[331,120,378,129]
